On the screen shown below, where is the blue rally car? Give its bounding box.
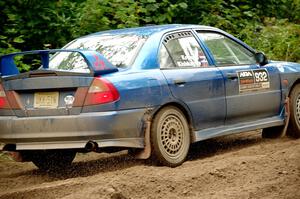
[0,24,300,170]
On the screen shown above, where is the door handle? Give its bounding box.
[227,73,238,80]
[173,79,186,85]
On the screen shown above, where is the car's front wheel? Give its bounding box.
[28,150,76,171]
[287,84,300,138]
[150,106,190,167]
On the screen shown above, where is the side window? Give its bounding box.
[159,31,208,69]
[197,32,256,66]
[159,45,174,69]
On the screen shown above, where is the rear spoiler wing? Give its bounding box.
[0,49,118,77]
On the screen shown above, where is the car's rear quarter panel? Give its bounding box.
[0,68,174,150]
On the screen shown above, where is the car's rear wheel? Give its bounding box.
[150,106,190,167]
[29,150,76,171]
[287,84,300,138]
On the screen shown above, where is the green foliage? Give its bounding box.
[173,0,261,34]
[0,0,81,49]
[0,35,30,71]
[0,0,82,71]
[174,0,300,63]
[0,0,299,70]
[240,19,300,63]
[76,0,187,36]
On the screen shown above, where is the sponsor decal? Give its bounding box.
[64,95,75,108]
[93,54,107,70]
[237,69,270,93]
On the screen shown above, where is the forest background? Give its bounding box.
[0,0,299,71]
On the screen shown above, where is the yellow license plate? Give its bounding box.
[34,92,59,109]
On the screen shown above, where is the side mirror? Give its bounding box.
[255,52,268,66]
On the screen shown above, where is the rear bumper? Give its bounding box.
[0,109,147,150]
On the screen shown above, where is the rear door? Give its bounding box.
[159,30,226,130]
[196,31,282,124]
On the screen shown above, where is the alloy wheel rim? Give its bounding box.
[160,114,184,157]
[296,94,300,125]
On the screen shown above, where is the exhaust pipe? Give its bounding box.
[7,152,24,162]
[85,141,98,152]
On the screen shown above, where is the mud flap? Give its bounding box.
[134,121,151,159]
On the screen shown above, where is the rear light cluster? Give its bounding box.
[0,84,10,109]
[84,77,120,106]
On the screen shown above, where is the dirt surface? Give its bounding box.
[0,131,300,199]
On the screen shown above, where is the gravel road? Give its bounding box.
[0,131,299,199]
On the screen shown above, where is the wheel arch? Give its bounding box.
[288,79,300,97]
[135,101,194,160]
[285,79,300,138]
[148,101,195,141]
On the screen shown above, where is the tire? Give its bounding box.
[287,84,300,138]
[29,150,76,171]
[150,106,190,167]
[262,125,285,138]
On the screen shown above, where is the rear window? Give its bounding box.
[49,34,148,72]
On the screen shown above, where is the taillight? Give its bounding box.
[84,77,120,106]
[0,84,10,109]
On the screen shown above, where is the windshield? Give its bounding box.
[48,34,147,72]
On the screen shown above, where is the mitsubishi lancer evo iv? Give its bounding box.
[0,24,300,171]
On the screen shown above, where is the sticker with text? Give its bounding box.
[237,69,270,93]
